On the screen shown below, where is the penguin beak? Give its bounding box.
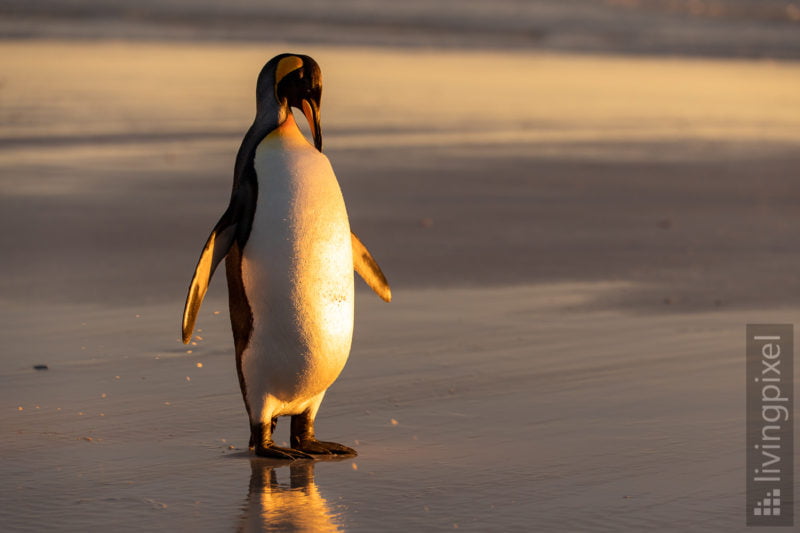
[300,98,322,152]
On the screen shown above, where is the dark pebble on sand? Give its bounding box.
[33,364,49,371]
[656,218,672,230]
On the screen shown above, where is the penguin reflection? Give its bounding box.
[238,459,343,532]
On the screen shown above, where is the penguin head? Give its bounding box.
[256,53,323,151]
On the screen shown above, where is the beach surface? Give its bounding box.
[2,17,800,532]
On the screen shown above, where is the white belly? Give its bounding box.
[240,116,353,419]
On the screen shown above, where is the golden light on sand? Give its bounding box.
[0,41,797,183]
[321,47,800,148]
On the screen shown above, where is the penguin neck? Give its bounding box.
[256,101,290,136]
[262,111,314,151]
[270,112,303,139]
[233,104,295,186]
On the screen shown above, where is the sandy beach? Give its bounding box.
[4,284,797,531]
[2,3,800,531]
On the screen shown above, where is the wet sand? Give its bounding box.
[1,40,800,531]
[4,286,799,531]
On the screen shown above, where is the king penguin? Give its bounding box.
[181,53,391,460]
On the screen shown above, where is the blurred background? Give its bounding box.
[1,0,799,312]
[2,0,800,56]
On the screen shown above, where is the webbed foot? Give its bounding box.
[250,420,312,460]
[254,443,314,460]
[293,438,357,456]
[288,404,357,457]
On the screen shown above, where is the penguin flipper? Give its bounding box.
[181,211,238,343]
[351,232,392,303]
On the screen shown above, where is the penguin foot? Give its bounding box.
[293,438,357,456]
[254,443,313,461]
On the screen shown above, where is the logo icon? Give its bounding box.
[753,489,781,517]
